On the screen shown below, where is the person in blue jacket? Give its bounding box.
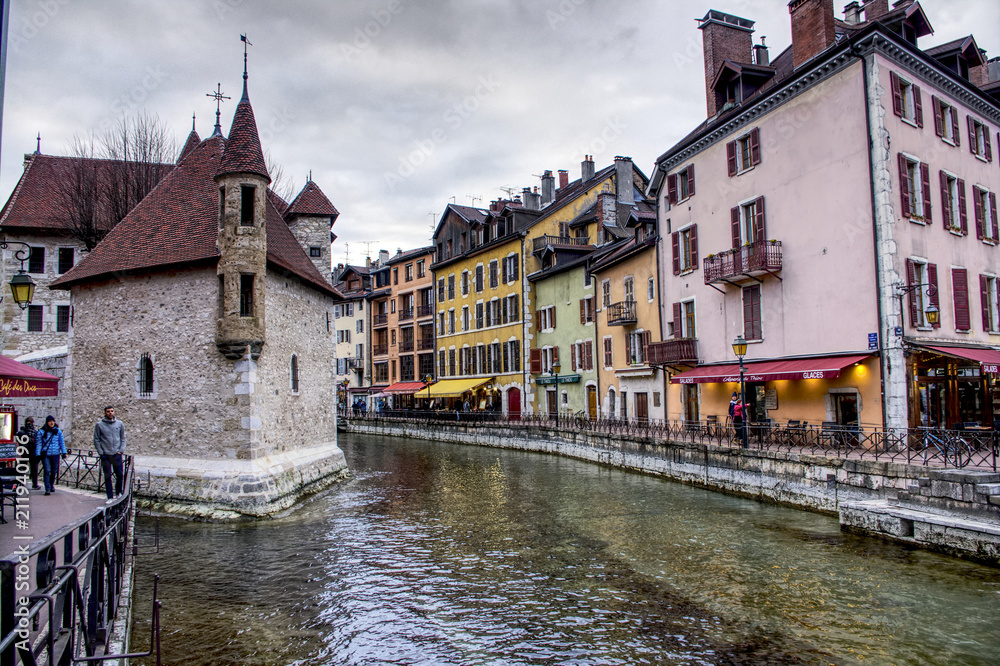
[35,415,67,495]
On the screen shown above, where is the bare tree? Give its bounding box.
[265,150,295,205]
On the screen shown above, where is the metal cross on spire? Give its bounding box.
[240,34,253,100]
[206,83,230,138]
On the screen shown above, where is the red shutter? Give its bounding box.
[687,164,696,196]
[673,302,682,339]
[928,263,940,329]
[754,197,766,244]
[726,140,738,177]
[913,84,923,128]
[958,179,968,235]
[986,130,993,162]
[920,162,932,223]
[552,345,559,364]
[981,274,991,332]
[530,348,542,374]
[932,96,944,137]
[968,115,976,154]
[625,333,633,364]
[906,259,919,327]
[953,268,970,331]
[667,174,678,205]
[890,71,903,118]
[974,186,985,239]
[642,330,651,364]
[571,344,577,371]
[580,299,586,324]
[750,128,761,166]
[671,231,680,275]
[951,108,960,146]
[551,306,556,329]
[898,153,911,218]
[731,206,741,248]
[991,193,999,241]
[690,224,699,266]
[940,170,952,228]
[584,340,593,371]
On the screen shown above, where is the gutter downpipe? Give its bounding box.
[852,34,889,431]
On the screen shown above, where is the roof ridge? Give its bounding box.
[0,153,37,228]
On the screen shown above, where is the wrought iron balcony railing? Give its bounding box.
[418,337,435,351]
[532,234,591,253]
[400,341,415,352]
[373,313,389,327]
[606,300,636,326]
[703,240,782,284]
[646,338,698,365]
[373,343,389,356]
[399,308,414,322]
[416,304,434,318]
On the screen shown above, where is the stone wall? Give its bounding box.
[13,346,72,443]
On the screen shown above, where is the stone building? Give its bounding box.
[50,74,346,517]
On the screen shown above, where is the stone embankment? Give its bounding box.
[346,418,1000,566]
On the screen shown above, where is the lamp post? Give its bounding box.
[551,358,561,428]
[0,239,37,309]
[895,282,939,327]
[732,335,748,449]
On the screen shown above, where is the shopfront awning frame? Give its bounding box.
[919,344,1000,375]
[414,377,495,398]
[670,354,872,384]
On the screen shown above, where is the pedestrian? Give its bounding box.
[35,415,66,495]
[732,399,747,448]
[463,399,471,413]
[360,400,367,416]
[352,399,360,417]
[94,406,126,504]
[16,417,40,489]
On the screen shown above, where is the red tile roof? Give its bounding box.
[285,180,339,218]
[217,88,269,181]
[177,130,201,163]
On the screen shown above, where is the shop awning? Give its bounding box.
[384,382,428,395]
[671,354,871,384]
[923,345,1000,374]
[414,377,495,398]
[0,356,59,397]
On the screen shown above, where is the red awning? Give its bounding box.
[924,345,1000,374]
[384,381,428,395]
[671,354,871,384]
[0,356,59,397]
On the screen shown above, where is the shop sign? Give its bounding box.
[983,364,999,375]
[868,332,879,350]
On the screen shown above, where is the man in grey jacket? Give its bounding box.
[94,406,126,503]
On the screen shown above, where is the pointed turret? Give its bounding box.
[285,180,340,279]
[217,79,269,182]
[178,128,201,163]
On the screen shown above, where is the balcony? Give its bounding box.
[646,338,698,366]
[400,341,414,353]
[373,313,389,327]
[532,234,591,253]
[606,300,636,326]
[418,337,435,351]
[703,240,782,284]
[416,304,434,318]
[373,343,389,356]
[399,308,413,322]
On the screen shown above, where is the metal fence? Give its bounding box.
[340,409,999,471]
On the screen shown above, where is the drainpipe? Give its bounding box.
[852,35,889,430]
[590,263,602,418]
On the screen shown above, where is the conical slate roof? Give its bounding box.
[217,82,269,182]
[178,129,201,163]
[285,180,339,219]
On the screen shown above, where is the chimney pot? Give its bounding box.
[541,170,555,207]
[581,155,595,182]
[614,156,633,205]
[753,42,769,66]
[558,169,569,190]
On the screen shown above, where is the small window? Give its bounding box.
[601,280,611,307]
[672,225,698,274]
[726,128,761,177]
[56,305,70,333]
[974,186,998,243]
[27,305,43,332]
[939,171,966,234]
[648,278,655,301]
[417,260,425,278]
[981,274,1000,333]
[898,155,931,222]
[968,116,993,162]
[138,353,155,398]
[393,267,398,285]
[240,185,255,226]
[405,263,413,281]
[932,96,959,145]
[27,247,44,274]
[239,274,254,317]
[57,248,75,274]
[890,72,923,127]
[309,247,322,258]
[290,355,299,393]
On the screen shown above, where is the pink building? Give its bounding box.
[649,0,1000,432]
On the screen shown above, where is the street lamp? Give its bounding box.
[551,358,561,428]
[732,335,748,449]
[0,239,37,309]
[424,374,433,413]
[895,282,939,326]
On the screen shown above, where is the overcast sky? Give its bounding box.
[1,0,997,267]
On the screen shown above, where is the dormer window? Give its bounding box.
[240,185,255,226]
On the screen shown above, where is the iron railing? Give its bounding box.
[398,309,413,322]
[703,240,782,284]
[417,338,435,351]
[606,300,636,326]
[532,234,591,253]
[372,314,389,327]
[646,338,698,365]
[373,344,389,356]
[416,305,434,318]
[337,410,998,471]
[400,341,414,353]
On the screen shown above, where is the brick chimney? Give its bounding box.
[862,0,889,21]
[614,156,633,205]
[541,170,555,206]
[558,169,569,190]
[581,155,595,182]
[698,10,755,118]
[789,0,836,70]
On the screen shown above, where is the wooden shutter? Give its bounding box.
[913,84,923,128]
[952,111,960,146]
[673,302,682,339]
[940,170,952,229]
[974,186,985,239]
[687,164,696,196]
[928,263,940,329]
[501,297,508,324]
[642,331,651,364]
[953,268,970,331]
[749,128,761,166]
[690,224,698,266]
[672,231,680,275]
[552,345,559,364]
[726,140,738,177]
[625,333,633,365]
[754,197,766,244]
[991,193,999,241]
[985,130,993,162]
[580,299,586,324]
[968,115,976,154]
[981,274,991,332]
[571,344,577,372]
[731,206,741,248]
[906,259,918,327]
[920,162,932,223]
[932,96,944,137]
[530,348,541,374]
[512,295,519,322]
[898,153,911,218]
[890,71,903,118]
[551,306,556,329]
[667,174,678,204]
[513,255,519,281]
[958,179,968,235]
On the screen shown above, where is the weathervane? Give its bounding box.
[206,83,230,137]
[240,34,252,95]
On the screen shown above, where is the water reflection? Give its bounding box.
[132,433,1000,665]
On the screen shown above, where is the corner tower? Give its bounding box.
[215,73,270,360]
[285,179,339,280]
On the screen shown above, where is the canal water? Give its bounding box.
[131,433,1000,665]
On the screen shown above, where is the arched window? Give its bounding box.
[137,354,155,398]
[290,355,299,393]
